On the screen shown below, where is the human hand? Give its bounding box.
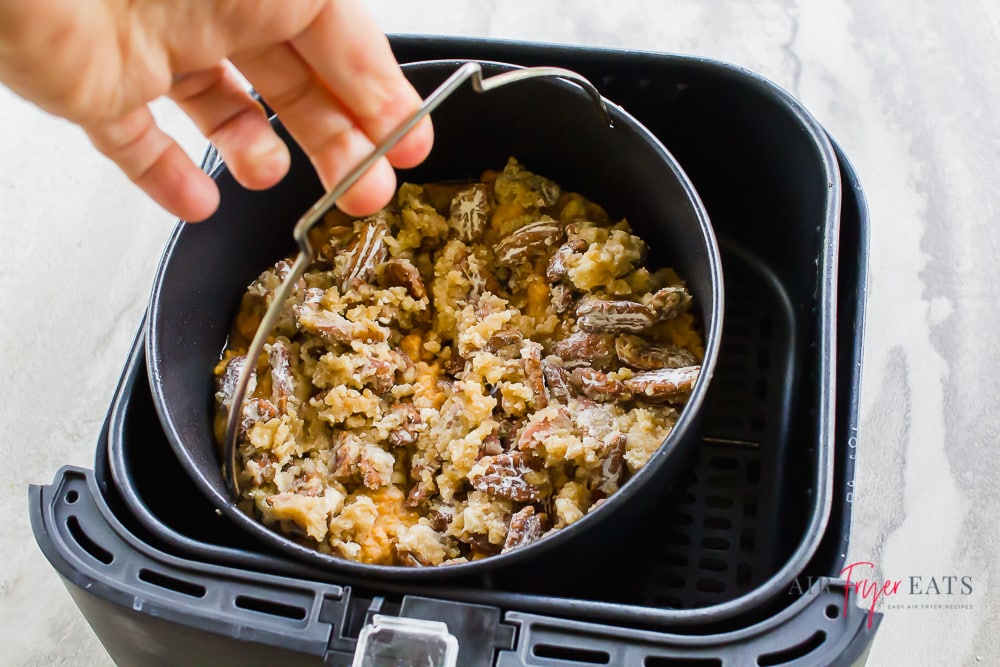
[0,0,432,221]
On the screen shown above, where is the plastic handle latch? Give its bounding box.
[352,615,459,667]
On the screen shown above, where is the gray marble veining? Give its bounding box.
[2,1,997,664]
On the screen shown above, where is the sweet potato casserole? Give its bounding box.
[214,158,703,566]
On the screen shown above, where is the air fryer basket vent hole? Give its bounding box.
[138,568,206,598]
[757,347,770,370]
[234,595,307,620]
[695,579,726,594]
[698,557,727,572]
[66,516,113,565]
[709,456,738,470]
[645,657,722,667]
[532,644,610,664]
[65,489,79,504]
[757,631,827,666]
[825,604,840,620]
[704,516,732,530]
[701,536,730,551]
[657,574,686,589]
[706,496,734,509]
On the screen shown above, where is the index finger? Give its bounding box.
[289,0,432,169]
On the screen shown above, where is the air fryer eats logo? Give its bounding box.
[789,561,974,629]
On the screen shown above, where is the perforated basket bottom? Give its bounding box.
[633,242,798,609]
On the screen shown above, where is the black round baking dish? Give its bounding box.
[146,59,723,581]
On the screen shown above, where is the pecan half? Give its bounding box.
[378,258,427,299]
[570,367,630,401]
[520,341,548,409]
[493,218,565,267]
[442,349,467,376]
[484,329,524,356]
[265,340,295,412]
[478,434,504,459]
[549,283,575,314]
[468,534,502,556]
[592,433,627,499]
[331,434,394,489]
[216,354,256,409]
[546,237,587,282]
[338,218,389,292]
[448,183,490,243]
[541,359,574,404]
[387,401,422,447]
[615,335,698,370]
[648,286,693,321]
[471,453,550,502]
[427,506,454,532]
[331,432,362,478]
[552,331,617,370]
[576,298,657,334]
[502,506,550,553]
[623,366,701,403]
[496,417,525,450]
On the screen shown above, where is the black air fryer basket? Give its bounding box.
[29,36,876,666]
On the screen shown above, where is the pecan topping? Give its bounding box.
[516,408,571,452]
[549,283,575,314]
[541,360,574,404]
[493,218,565,267]
[615,335,698,370]
[593,433,627,499]
[552,331,617,370]
[623,366,701,402]
[331,434,395,489]
[502,506,550,553]
[216,354,256,409]
[387,401,422,447]
[520,341,548,409]
[397,551,425,567]
[406,484,432,508]
[378,258,427,299]
[468,534,502,556]
[265,340,295,412]
[570,367,630,401]
[576,298,657,334]
[471,453,550,502]
[455,247,506,299]
[484,329,524,356]
[338,218,389,292]
[331,432,362,478]
[478,434,504,459]
[427,506,454,532]
[243,397,278,428]
[496,417,525,449]
[441,349,467,377]
[448,183,490,243]
[359,356,398,393]
[648,286,693,321]
[546,237,587,282]
[294,292,387,344]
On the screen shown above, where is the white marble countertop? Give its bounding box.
[2,1,997,665]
